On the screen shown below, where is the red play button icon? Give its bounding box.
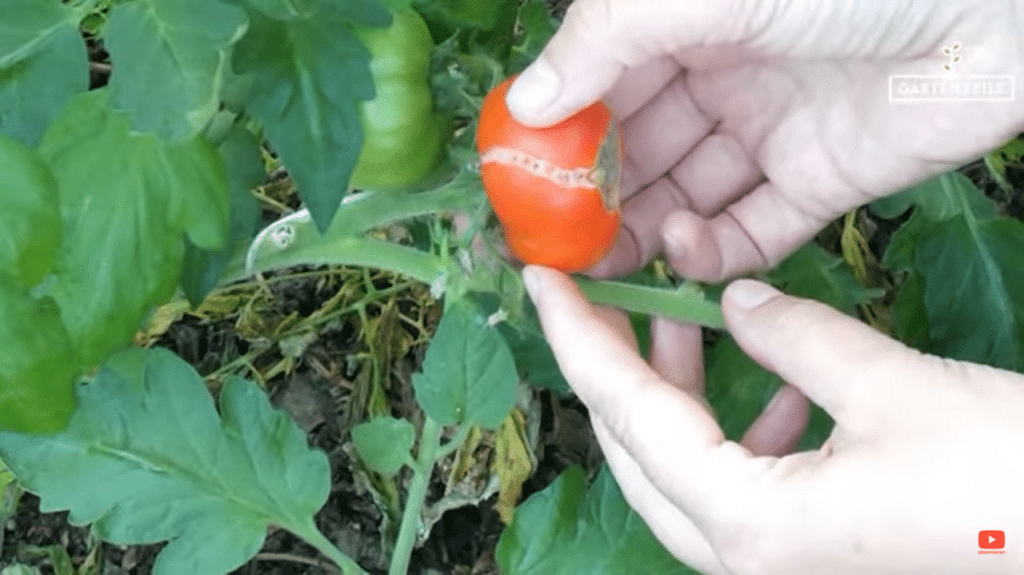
[979,530,1005,549]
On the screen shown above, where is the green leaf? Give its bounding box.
[0,22,87,147]
[507,0,557,73]
[181,121,263,305]
[242,0,394,21]
[232,3,390,232]
[351,416,415,476]
[104,0,248,141]
[0,279,78,434]
[370,0,414,11]
[916,216,1024,369]
[765,242,881,315]
[704,335,833,450]
[413,299,518,428]
[0,1,74,69]
[889,271,932,352]
[870,171,999,222]
[39,90,229,364]
[472,291,570,395]
[0,347,333,575]
[0,134,61,288]
[876,172,1024,370]
[415,0,515,31]
[496,465,700,575]
[497,317,568,395]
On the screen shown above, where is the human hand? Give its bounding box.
[522,264,1024,575]
[508,0,1024,280]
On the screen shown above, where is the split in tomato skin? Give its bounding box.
[476,76,622,273]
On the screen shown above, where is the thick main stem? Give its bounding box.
[221,235,445,286]
[389,417,443,575]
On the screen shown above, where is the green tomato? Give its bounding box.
[350,8,446,190]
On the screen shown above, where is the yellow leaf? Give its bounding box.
[493,408,535,524]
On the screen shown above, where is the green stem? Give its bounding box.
[222,235,445,287]
[389,417,443,575]
[435,425,470,460]
[573,276,725,329]
[290,518,368,575]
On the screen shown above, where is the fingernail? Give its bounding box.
[726,279,779,311]
[506,58,561,124]
[763,385,790,414]
[522,266,544,301]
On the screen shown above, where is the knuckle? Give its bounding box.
[758,296,832,340]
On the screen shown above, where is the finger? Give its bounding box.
[523,265,773,525]
[722,279,927,437]
[505,0,744,127]
[586,177,686,278]
[648,316,704,399]
[740,384,810,457]
[592,304,639,352]
[592,417,730,575]
[601,55,679,123]
[588,132,764,279]
[666,132,765,217]
[662,181,832,281]
[618,75,716,195]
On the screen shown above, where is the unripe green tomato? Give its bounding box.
[349,8,446,190]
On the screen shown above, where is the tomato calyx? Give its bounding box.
[593,120,621,212]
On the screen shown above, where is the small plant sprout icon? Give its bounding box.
[942,43,962,71]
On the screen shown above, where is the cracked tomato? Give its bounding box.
[476,76,621,273]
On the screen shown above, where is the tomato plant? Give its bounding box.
[349,7,447,190]
[10,0,1021,574]
[477,76,622,273]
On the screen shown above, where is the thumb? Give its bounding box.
[505,0,740,126]
[722,279,928,437]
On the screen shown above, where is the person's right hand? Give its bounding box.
[523,266,1024,575]
[506,0,1024,280]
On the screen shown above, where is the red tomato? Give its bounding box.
[476,76,621,273]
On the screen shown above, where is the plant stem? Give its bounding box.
[223,223,723,327]
[435,425,471,460]
[290,518,368,575]
[573,276,725,329]
[222,235,445,287]
[389,417,443,575]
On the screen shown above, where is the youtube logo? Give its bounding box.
[979,530,1005,552]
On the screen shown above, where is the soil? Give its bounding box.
[0,253,603,575]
